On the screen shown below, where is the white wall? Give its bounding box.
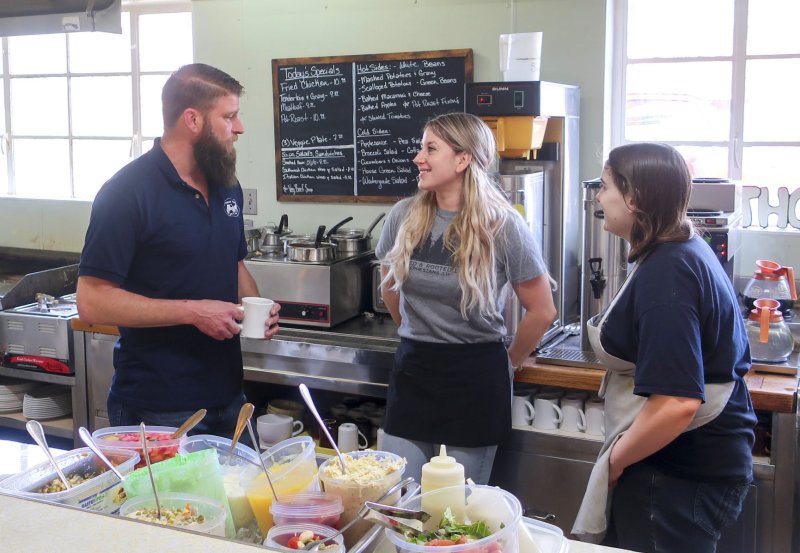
[0,0,609,254]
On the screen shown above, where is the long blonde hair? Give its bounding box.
[383,112,516,319]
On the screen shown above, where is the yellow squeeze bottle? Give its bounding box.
[420,445,465,521]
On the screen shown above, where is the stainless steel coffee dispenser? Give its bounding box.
[580,178,629,348]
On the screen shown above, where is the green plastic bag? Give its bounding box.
[124,448,236,538]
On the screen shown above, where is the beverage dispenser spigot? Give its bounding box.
[588,258,606,299]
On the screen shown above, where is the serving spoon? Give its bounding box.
[170,408,207,439]
[26,419,71,490]
[78,426,125,482]
[228,402,254,465]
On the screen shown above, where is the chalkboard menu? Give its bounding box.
[272,49,473,203]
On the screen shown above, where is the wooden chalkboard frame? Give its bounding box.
[272,49,473,203]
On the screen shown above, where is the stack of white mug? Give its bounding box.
[512,388,605,437]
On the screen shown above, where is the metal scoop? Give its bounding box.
[299,383,347,474]
[139,422,162,522]
[26,419,71,490]
[78,426,125,482]
[302,476,416,550]
[228,402,254,465]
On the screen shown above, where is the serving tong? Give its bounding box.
[363,501,430,539]
[140,422,163,521]
[301,476,419,551]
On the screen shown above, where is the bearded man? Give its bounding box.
[77,64,280,435]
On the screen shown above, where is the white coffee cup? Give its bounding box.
[338,422,368,453]
[532,393,563,430]
[585,398,605,436]
[238,297,274,339]
[560,396,586,432]
[511,395,535,426]
[257,413,303,446]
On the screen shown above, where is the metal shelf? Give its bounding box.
[0,366,75,386]
[0,412,73,440]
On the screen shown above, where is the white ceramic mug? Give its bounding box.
[585,398,605,436]
[511,395,535,426]
[560,397,586,432]
[338,422,368,453]
[532,394,563,430]
[238,297,274,339]
[257,413,303,446]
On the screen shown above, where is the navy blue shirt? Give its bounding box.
[601,234,755,483]
[79,139,248,411]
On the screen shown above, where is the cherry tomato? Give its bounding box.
[287,535,302,549]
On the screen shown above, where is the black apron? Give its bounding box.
[383,337,511,448]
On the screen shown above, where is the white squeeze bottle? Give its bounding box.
[421,445,466,521]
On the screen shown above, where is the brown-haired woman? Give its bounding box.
[572,143,756,552]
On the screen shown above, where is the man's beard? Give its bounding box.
[194,124,238,188]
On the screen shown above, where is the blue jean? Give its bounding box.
[606,461,750,553]
[381,431,497,485]
[107,392,253,447]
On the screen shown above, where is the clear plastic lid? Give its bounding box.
[270,491,344,519]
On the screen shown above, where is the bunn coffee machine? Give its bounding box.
[466,81,581,342]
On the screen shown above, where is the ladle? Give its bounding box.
[298,383,347,474]
[139,422,162,522]
[25,420,71,490]
[170,408,207,439]
[78,426,125,482]
[303,476,416,550]
[228,402,255,465]
[324,216,353,241]
[245,417,281,504]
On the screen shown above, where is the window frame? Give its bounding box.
[0,0,191,199]
[609,0,800,184]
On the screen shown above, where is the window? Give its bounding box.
[612,0,800,190]
[0,1,192,200]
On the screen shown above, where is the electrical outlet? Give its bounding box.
[243,188,257,215]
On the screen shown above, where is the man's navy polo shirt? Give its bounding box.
[79,139,248,411]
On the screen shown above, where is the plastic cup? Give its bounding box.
[318,450,405,547]
[270,491,344,528]
[240,436,319,534]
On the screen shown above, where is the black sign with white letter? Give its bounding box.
[272,49,473,203]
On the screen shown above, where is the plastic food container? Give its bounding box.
[270,491,344,528]
[120,491,228,537]
[0,447,138,514]
[265,522,345,553]
[92,425,183,469]
[179,434,261,533]
[385,485,522,553]
[240,436,319,534]
[318,451,405,547]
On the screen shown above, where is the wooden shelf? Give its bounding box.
[0,411,74,440]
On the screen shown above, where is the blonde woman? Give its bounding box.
[375,112,556,483]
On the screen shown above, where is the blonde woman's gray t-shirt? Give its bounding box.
[375,198,547,343]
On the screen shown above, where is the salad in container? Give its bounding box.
[91,425,183,469]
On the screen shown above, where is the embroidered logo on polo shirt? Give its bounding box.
[224,198,240,217]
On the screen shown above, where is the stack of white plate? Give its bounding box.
[0,377,36,414]
[22,384,72,420]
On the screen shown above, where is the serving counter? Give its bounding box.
[70,313,799,552]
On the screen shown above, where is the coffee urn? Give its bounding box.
[580,178,629,349]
